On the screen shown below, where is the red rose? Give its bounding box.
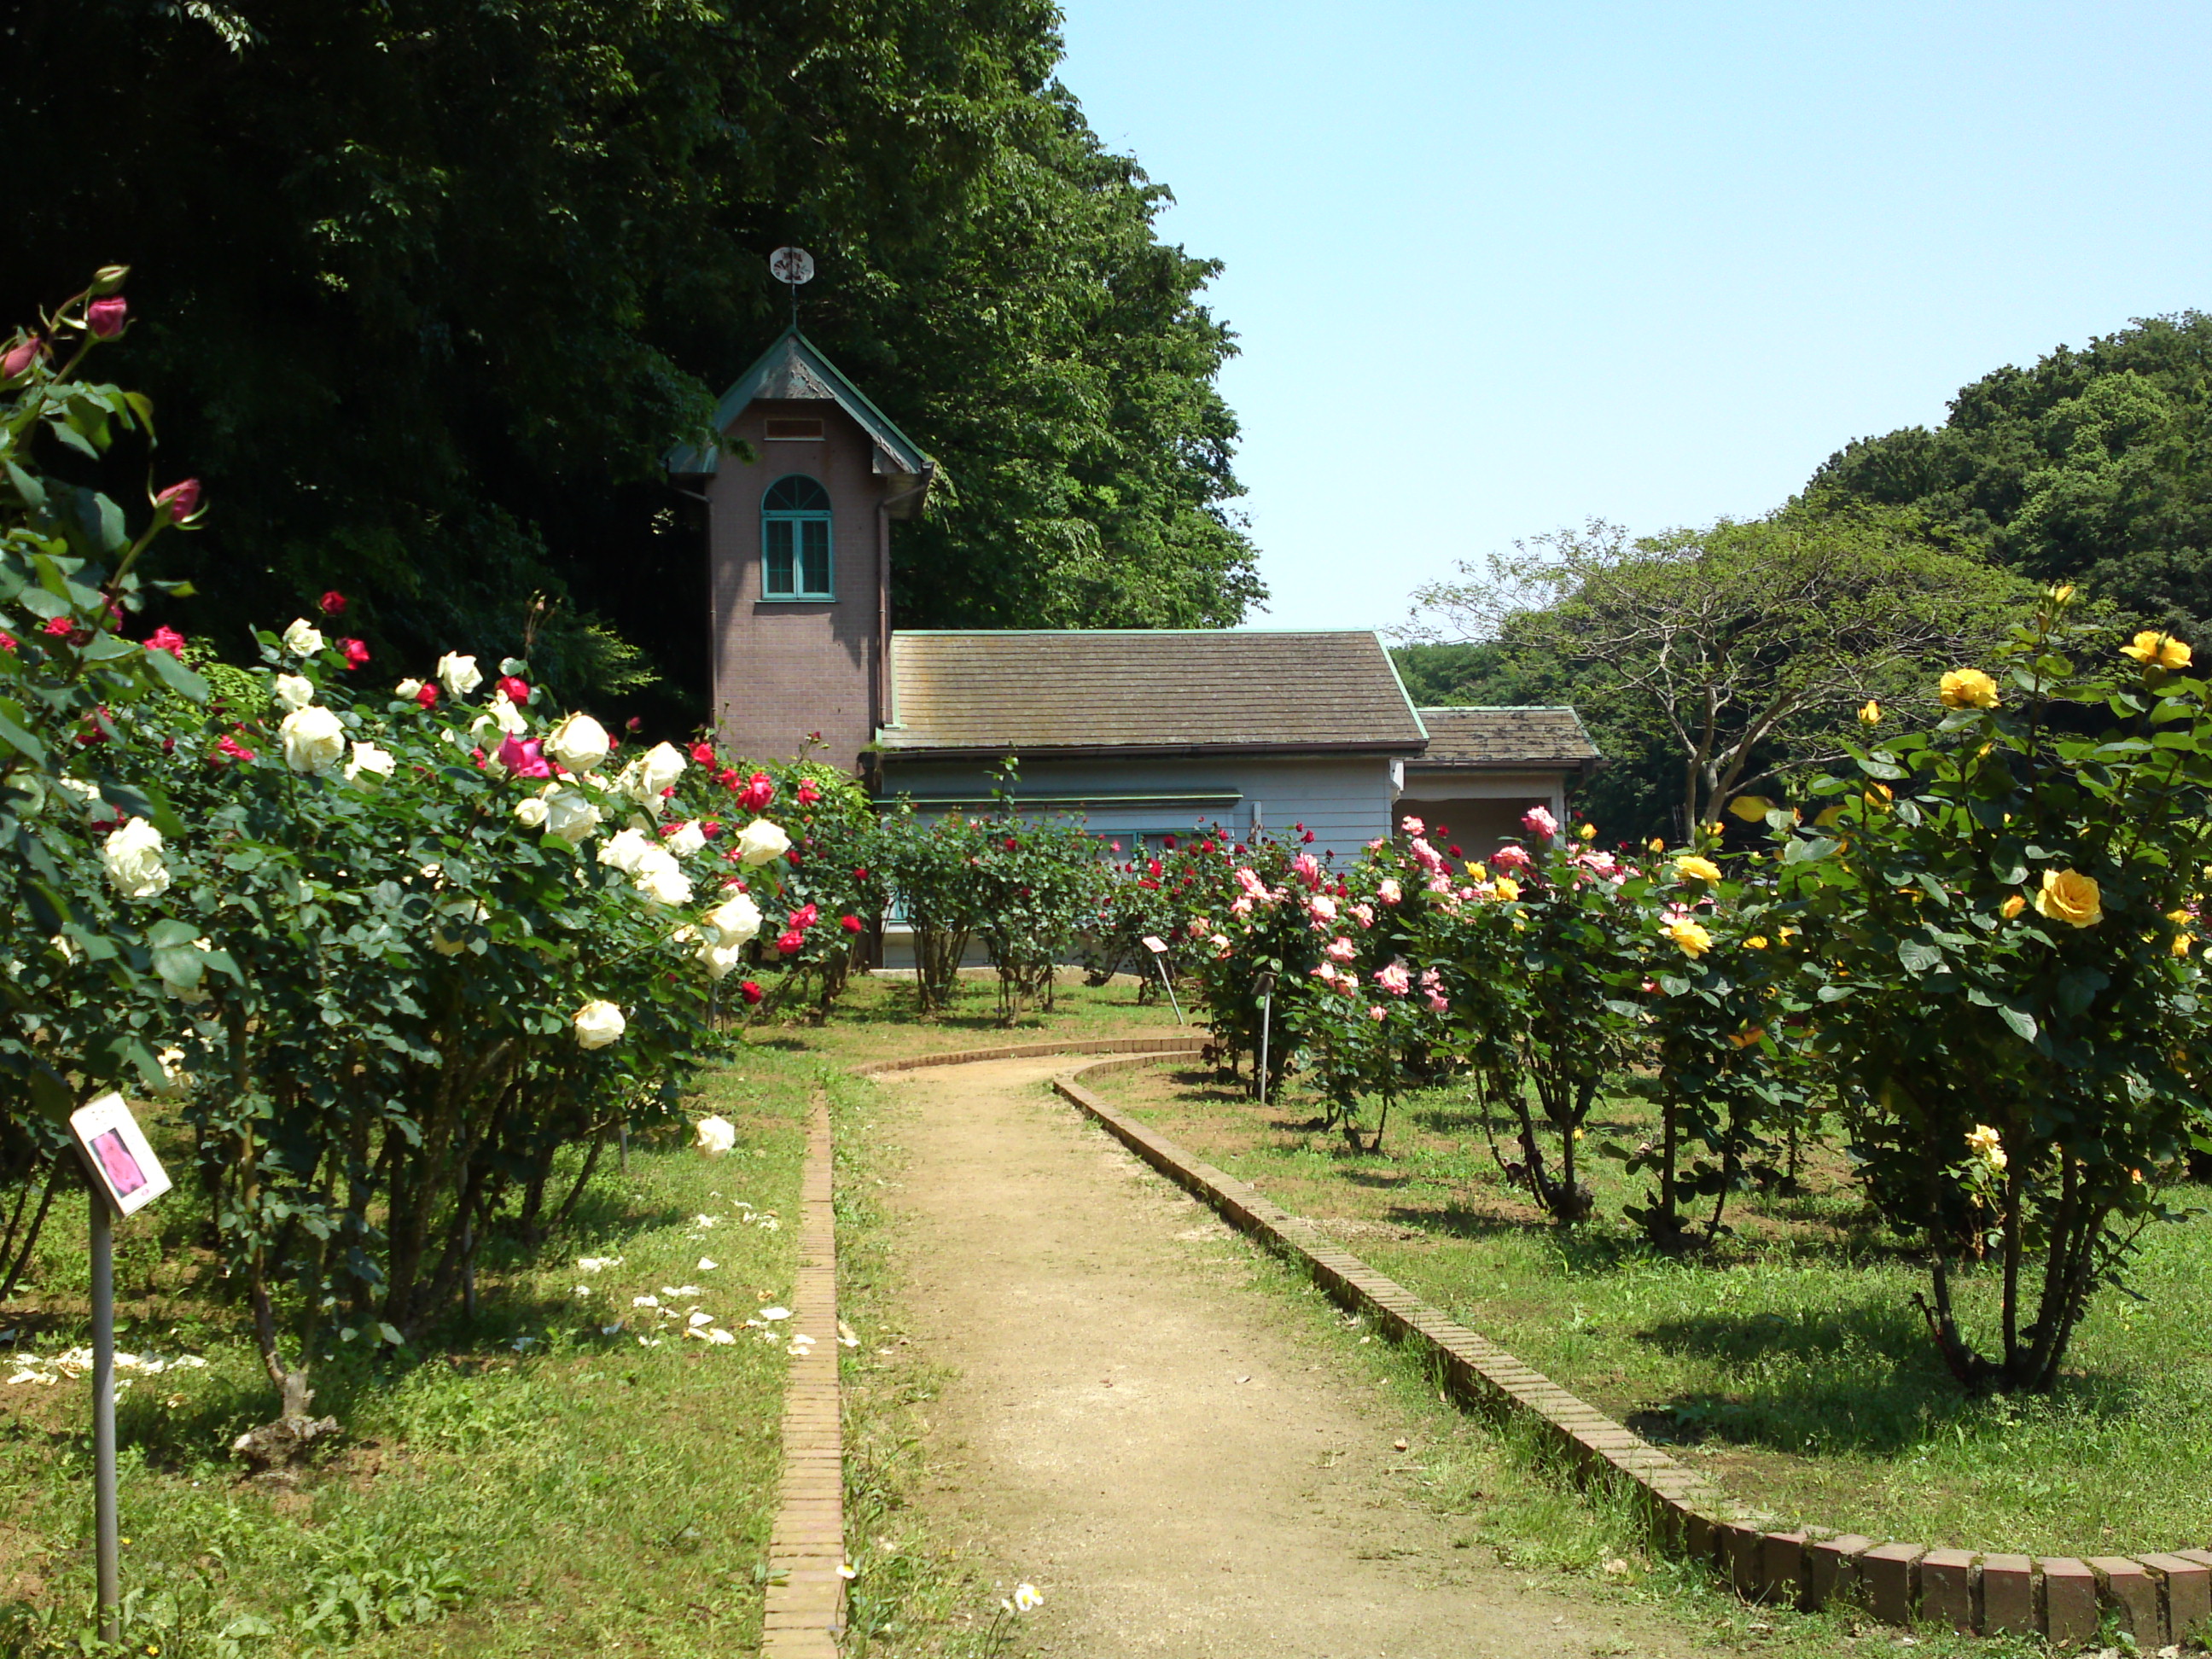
[700,819,721,838]
[317,591,346,617]
[1164,835,1177,850]
[41,616,73,638]
[1301,830,1316,844]
[1004,835,1019,852]
[0,632,15,652]
[840,914,862,934]
[86,296,127,338]
[342,638,371,669]
[797,779,822,806]
[737,771,774,812]
[775,928,804,957]
[689,740,716,765]
[1448,844,1463,859]
[739,981,764,1005]
[146,626,187,658]
[214,734,254,763]
[790,903,818,928]
[415,683,439,708]
[853,866,870,882]
[498,674,528,704]
[154,479,202,521]
[787,847,802,866]
[1146,859,1162,877]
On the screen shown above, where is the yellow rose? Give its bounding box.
[1645,837,1666,853]
[2031,868,2102,928]
[1743,935,1769,950]
[2173,933,2192,958]
[2047,583,2076,605]
[1965,1124,2007,1173]
[1939,668,2000,709]
[1467,862,1487,881]
[1858,700,1883,726]
[1674,854,1723,884]
[1663,918,1713,958]
[2000,894,2026,919]
[1727,795,1773,823]
[2121,631,2192,672]
[1491,876,1521,903]
[1576,821,1597,842]
[1724,1026,1765,1050]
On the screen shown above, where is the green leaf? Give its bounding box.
[1897,938,1942,974]
[143,646,209,703]
[0,707,46,765]
[1997,1005,2038,1043]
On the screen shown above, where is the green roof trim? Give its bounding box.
[666,327,936,483]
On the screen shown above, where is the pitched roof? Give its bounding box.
[1409,706,1600,768]
[879,631,1429,756]
[666,328,936,492]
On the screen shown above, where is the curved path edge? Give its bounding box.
[1053,1051,2209,1649]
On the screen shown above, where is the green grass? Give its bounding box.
[1086,1062,2212,1563]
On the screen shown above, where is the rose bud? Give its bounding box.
[154,479,202,521]
[86,296,127,338]
[91,265,130,295]
[318,591,347,617]
[2,335,44,379]
[498,674,529,704]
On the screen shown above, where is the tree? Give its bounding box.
[1402,509,2032,833]
[3,0,1259,719]
[1808,313,2212,640]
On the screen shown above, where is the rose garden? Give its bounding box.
[8,276,2212,1657]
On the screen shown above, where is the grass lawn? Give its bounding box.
[0,974,1172,1658]
[1083,1060,2212,1563]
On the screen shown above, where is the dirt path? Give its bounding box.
[875,1055,1721,1659]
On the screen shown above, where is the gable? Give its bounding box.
[667,328,936,493]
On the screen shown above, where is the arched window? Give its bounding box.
[761,475,833,600]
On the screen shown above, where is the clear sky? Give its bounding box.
[1054,0,2212,634]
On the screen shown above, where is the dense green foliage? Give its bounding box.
[5,0,1258,719]
[1810,312,2212,640]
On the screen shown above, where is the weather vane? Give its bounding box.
[769,246,814,329]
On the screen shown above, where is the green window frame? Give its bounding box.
[761,474,833,600]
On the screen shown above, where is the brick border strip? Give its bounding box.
[1053,1054,2212,1648]
[760,1094,846,1656]
[851,1033,1209,1079]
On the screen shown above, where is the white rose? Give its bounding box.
[437,652,482,698]
[638,741,686,795]
[394,678,424,701]
[281,618,324,657]
[272,672,315,712]
[735,818,791,868]
[486,692,527,736]
[343,741,395,784]
[514,796,550,830]
[631,847,693,907]
[151,1045,188,1098]
[597,826,653,874]
[543,786,601,845]
[573,999,626,1051]
[544,713,611,773]
[696,936,747,980]
[102,817,170,900]
[279,705,347,774]
[665,820,707,859]
[692,1115,736,1157]
[704,891,761,947]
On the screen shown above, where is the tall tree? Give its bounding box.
[1808,313,2212,641]
[3,0,1259,717]
[1402,510,2032,835]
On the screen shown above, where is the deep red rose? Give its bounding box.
[689,740,716,765]
[789,903,818,928]
[146,626,187,658]
[797,779,822,806]
[415,683,439,708]
[840,914,862,934]
[787,847,802,867]
[775,928,804,957]
[1301,830,1316,844]
[498,674,527,704]
[853,866,869,882]
[317,591,346,617]
[737,771,774,812]
[625,716,643,732]
[86,296,127,339]
[1004,835,1019,852]
[1163,835,1177,850]
[739,980,764,1005]
[1448,845,1464,859]
[342,638,371,669]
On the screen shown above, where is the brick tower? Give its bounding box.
[667,329,935,773]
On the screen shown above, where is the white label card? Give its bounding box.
[68,1093,172,1219]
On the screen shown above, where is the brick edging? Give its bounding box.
[1051,1055,2209,1647]
[850,1033,1208,1078]
[759,1095,846,1656]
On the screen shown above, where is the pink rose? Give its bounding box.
[1373,963,1412,996]
[155,479,202,521]
[1522,805,1559,841]
[1491,845,1531,873]
[87,296,127,339]
[1308,893,1338,923]
[1350,901,1375,927]
[1230,895,1254,917]
[1291,853,1324,889]
[145,626,187,658]
[498,734,551,778]
[1376,879,1402,905]
[341,638,371,669]
[1368,1004,1388,1022]
[3,335,44,378]
[1400,814,1424,836]
[1324,936,1356,963]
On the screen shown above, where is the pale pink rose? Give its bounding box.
[1376,879,1402,905]
[1400,814,1425,837]
[1324,936,1356,963]
[1230,894,1254,917]
[1368,1004,1388,1022]
[1408,837,1445,873]
[1236,866,1271,901]
[1373,963,1412,996]
[1350,901,1375,928]
[1522,805,1559,841]
[1491,845,1532,873]
[1308,893,1338,923]
[1291,853,1324,889]
[1186,916,1209,938]
[1425,992,1450,1014]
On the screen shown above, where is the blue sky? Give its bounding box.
[1054,0,2212,633]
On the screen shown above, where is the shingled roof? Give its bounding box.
[1409,706,1599,768]
[879,631,1429,756]
[667,328,935,495]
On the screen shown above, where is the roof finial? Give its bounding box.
[769,246,814,333]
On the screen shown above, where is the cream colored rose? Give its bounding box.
[544,713,611,773]
[485,692,527,736]
[102,817,171,900]
[543,785,601,845]
[638,742,685,795]
[279,705,347,773]
[735,818,791,868]
[437,652,482,698]
[631,847,693,907]
[666,819,707,859]
[704,891,762,946]
[514,796,550,830]
[696,935,747,980]
[272,672,315,712]
[573,999,626,1050]
[343,741,396,784]
[395,678,424,701]
[597,826,653,874]
[692,1115,736,1157]
[281,618,324,656]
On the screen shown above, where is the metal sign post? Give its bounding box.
[1253,971,1277,1105]
[67,1092,172,1645]
[1139,935,1185,1025]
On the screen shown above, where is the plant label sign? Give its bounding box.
[68,1094,171,1219]
[1142,935,1169,955]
